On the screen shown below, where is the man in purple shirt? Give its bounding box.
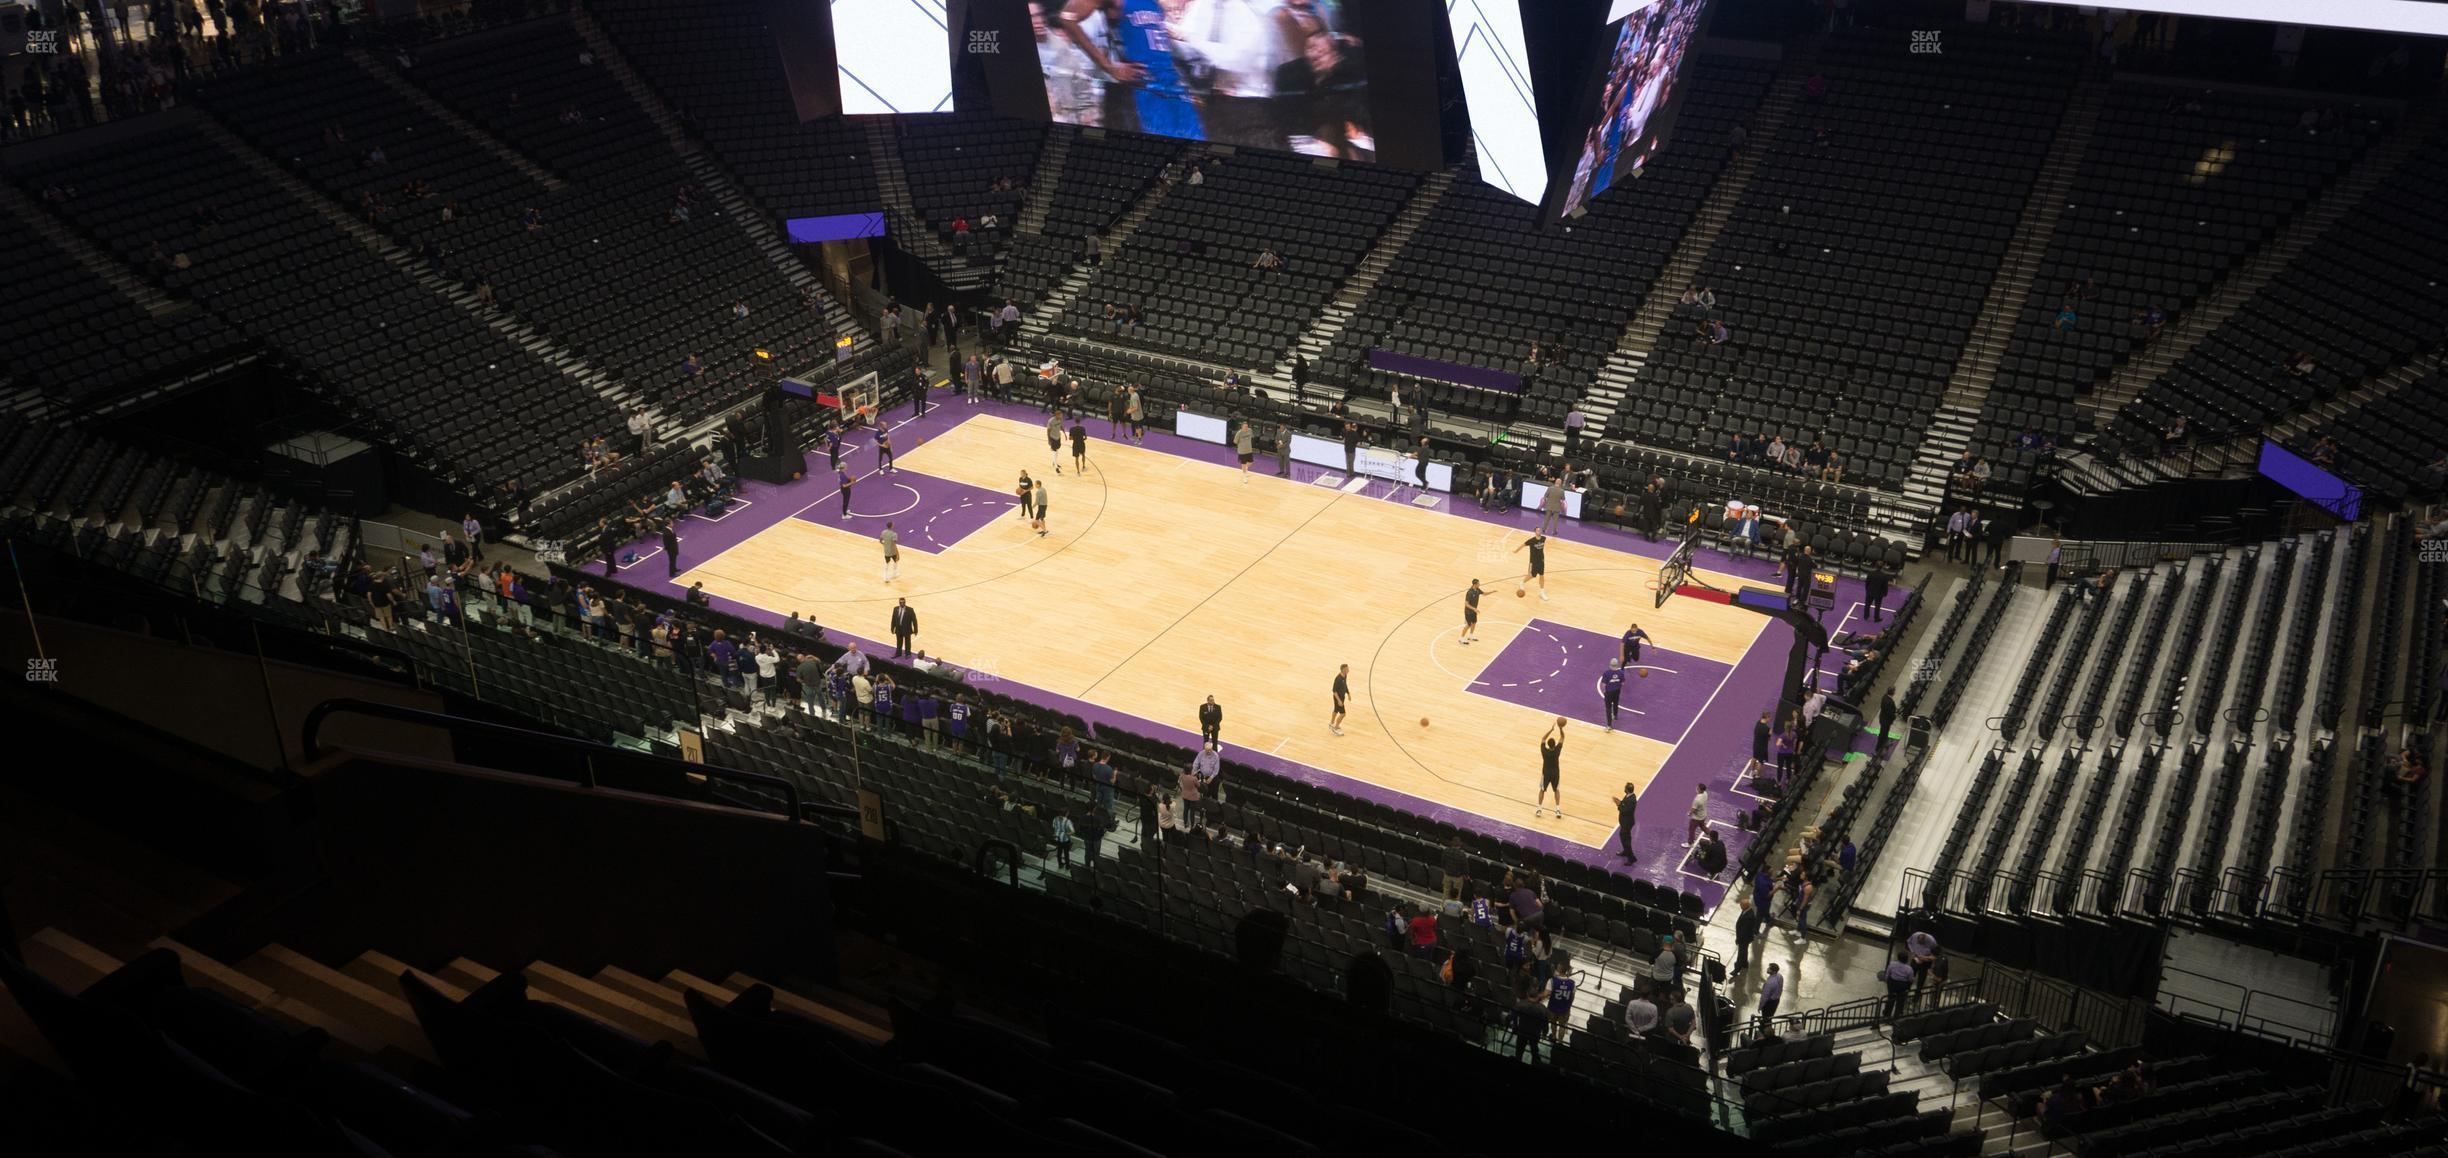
[1621,623,1652,666]
[870,676,895,730]
[1507,882,1544,931]
[1599,660,1626,732]
[1908,929,1940,996]
[1882,952,1917,1020]
[946,694,971,753]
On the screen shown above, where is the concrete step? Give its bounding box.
[349,47,563,190]
[0,181,186,317]
[571,5,698,157]
[342,949,468,1005]
[20,928,122,996]
[523,961,701,1053]
[662,969,744,1007]
[593,964,693,1020]
[255,991,397,1060]
[149,938,278,1007]
[724,972,892,1047]
[237,943,433,1061]
[435,956,501,994]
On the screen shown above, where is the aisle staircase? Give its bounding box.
[188,112,659,454]
[1015,149,1206,342]
[350,47,566,190]
[1586,44,1815,439]
[0,180,187,319]
[1900,74,2110,524]
[862,120,990,293]
[569,3,700,158]
[1016,128,1074,236]
[2080,102,2441,430]
[0,926,893,1081]
[1266,168,1459,389]
[563,3,871,413]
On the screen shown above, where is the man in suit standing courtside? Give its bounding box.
[890,598,918,658]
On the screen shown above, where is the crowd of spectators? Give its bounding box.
[3,0,368,142]
[1730,430,1846,482]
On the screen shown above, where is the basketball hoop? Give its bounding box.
[1654,533,1698,608]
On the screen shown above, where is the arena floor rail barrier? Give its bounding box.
[1972,960,2150,1052]
[300,695,847,825]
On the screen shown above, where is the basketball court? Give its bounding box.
[604,398,1895,902]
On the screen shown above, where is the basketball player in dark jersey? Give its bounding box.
[1515,533,1549,601]
[1535,717,1566,819]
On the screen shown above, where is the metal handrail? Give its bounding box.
[1973,960,2148,1049]
[2156,961,2336,1048]
[299,696,847,823]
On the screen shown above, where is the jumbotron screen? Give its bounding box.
[2015,1,2448,35]
[1444,0,1546,204]
[835,0,956,114]
[1554,0,1709,219]
[1030,0,1377,160]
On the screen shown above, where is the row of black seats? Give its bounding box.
[1770,1109,1956,1156]
[1891,1000,1997,1044]
[1932,572,2023,730]
[25,123,620,491]
[1674,28,2081,493]
[2301,372,2447,505]
[1947,1029,2086,1079]
[587,0,883,221]
[1317,56,1773,420]
[2111,119,2448,458]
[2124,1108,2439,1158]
[404,19,846,422]
[1969,84,2382,460]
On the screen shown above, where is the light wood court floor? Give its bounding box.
[685,415,1769,849]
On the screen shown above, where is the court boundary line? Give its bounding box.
[663,412,1791,857]
[686,419,1117,607]
[1364,565,1768,828]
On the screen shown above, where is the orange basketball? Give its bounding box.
[1638,669,1651,679]
[1516,587,1526,598]
[1419,717,1431,728]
